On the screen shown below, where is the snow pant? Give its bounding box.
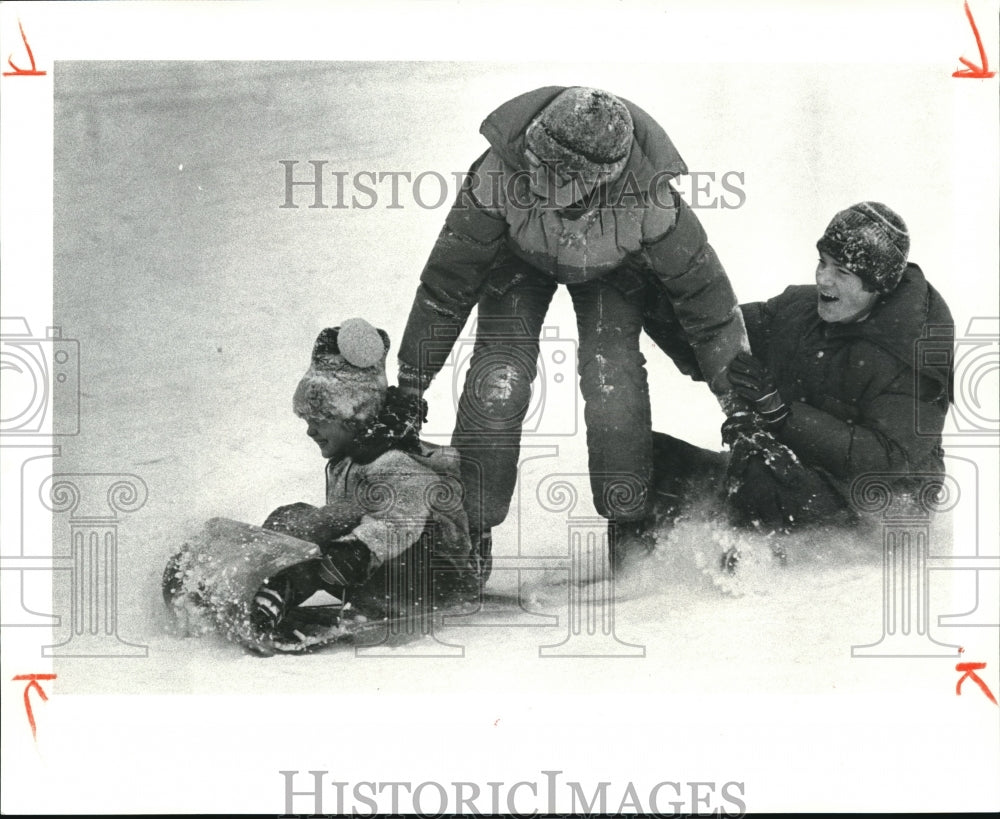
[648,431,729,523]
[648,432,854,530]
[726,450,854,530]
[452,253,653,538]
[260,508,479,621]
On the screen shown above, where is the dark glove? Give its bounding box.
[721,410,761,447]
[316,536,372,589]
[727,352,790,430]
[350,386,428,464]
[384,385,427,433]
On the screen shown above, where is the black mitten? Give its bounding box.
[386,386,427,434]
[250,538,373,635]
[316,536,373,589]
[720,410,761,447]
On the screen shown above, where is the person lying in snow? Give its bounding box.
[395,85,751,578]
[641,201,955,569]
[249,319,481,641]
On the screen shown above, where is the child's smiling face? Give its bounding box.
[303,415,354,460]
[815,251,879,323]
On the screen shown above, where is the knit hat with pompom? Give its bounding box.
[293,318,390,427]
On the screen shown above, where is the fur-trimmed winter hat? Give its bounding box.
[816,202,910,294]
[293,318,390,427]
[524,87,634,183]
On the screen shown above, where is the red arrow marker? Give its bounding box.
[2,18,46,77]
[12,674,56,740]
[953,1,996,78]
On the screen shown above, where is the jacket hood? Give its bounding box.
[479,86,688,195]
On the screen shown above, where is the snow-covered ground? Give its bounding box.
[4,53,997,813]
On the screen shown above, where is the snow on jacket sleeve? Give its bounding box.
[776,344,945,481]
[346,450,464,572]
[397,150,509,391]
[739,299,772,354]
[640,182,749,402]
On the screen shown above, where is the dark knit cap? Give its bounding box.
[524,87,634,182]
[816,202,910,294]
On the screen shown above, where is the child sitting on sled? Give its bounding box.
[164,318,481,647]
[254,318,482,638]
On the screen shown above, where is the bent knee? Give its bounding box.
[465,353,535,416]
[578,350,648,401]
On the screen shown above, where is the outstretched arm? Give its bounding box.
[641,184,750,410]
[397,150,509,395]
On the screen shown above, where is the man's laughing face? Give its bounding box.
[815,251,879,323]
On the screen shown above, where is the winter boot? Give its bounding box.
[471,529,493,585]
[251,539,373,637]
[251,578,291,635]
[607,519,656,575]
